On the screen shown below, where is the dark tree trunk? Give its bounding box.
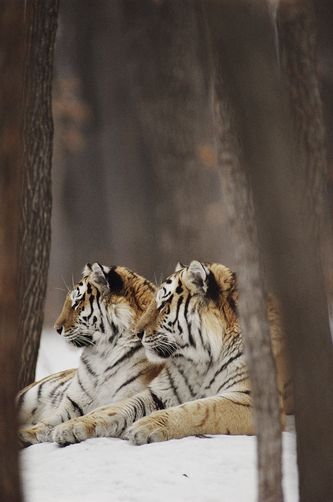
[206,3,284,501]
[0,4,24,501]
[18,0,59,388]
[274,2,333,500]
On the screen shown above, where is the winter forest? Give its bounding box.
[1,1,333,502]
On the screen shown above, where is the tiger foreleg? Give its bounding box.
[19,394,88,446]
[52,390,156,445]
[52,406,128,445]
[126,392,255,445]
[19,422,55,446]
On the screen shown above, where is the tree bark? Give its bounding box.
[274,2,333,500]
[0,4,24,501]
[206,3,284,501]
[18,0,59,388]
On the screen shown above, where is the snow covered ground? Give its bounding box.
[21,331,299,502]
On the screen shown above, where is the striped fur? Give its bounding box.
[52,261,292,446]
[18,263,161,445]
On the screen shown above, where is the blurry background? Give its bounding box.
[44,0,333,326]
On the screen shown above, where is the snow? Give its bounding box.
[21,331,299,502]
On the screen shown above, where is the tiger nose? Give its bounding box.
[136,331,144,340]
[54,323,63,335]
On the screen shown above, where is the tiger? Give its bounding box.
[51,260,293,446]
[18,262,162,445]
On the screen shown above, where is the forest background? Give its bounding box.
[1,2,333,502]
[45,2,332,325]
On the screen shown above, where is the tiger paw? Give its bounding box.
[52,410,127,445]
[52,418,91,445]
[19,423,54,446]
[125,413,169,445]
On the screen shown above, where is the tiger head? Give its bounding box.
[54,263,155,347]
[136,261,238,363]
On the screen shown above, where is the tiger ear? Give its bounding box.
[82,263,92,277]
[184,261,221,301]
[184,260,210,294]
[175,262,185,272]
[90,263,124,295]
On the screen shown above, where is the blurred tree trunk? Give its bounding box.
[0,4,24,501]
[211,1,333,501]
[89,0,157,276]
[274,2,333,500]
[51,0,112,282]
[123,0,223,278]
[18,0,59,388]
[206,3,283,501]
[278,0,333,303]
[47,0,158,320]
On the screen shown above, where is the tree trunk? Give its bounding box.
[206,3,284,501]
[0,4,24,501]
[18,0,59,388]
[274,2,333,500]
[278,0,333,303]
[123,0,223,278]
[211,0,333,501]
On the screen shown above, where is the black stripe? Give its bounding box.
[113,369,146,396]
[166,368,181,404]
[50,380,70,405]
[173,295,183,326]
[150,390,165,410]
[173,363,196,398]
[204,351,243,390]
[37,378,50,401]
[95,290,105,333]
[67,396,84,416]
[183,294,191,318]
[135,396,147,418]
[77,375,93,402]
[217,374,249,394]
[187,322,196,348]
[86,293,95,321]
[64,409,71,421]
[81,356,98,378]
[162,323,173,333]
[183,295,196,347]
[197,326,205,348]
[104,344,142,375]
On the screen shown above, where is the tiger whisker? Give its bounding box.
[61,275,71,294]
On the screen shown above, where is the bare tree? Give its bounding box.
[18,0,59,388]
[206,2,284,501]
[0,4,24,501]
